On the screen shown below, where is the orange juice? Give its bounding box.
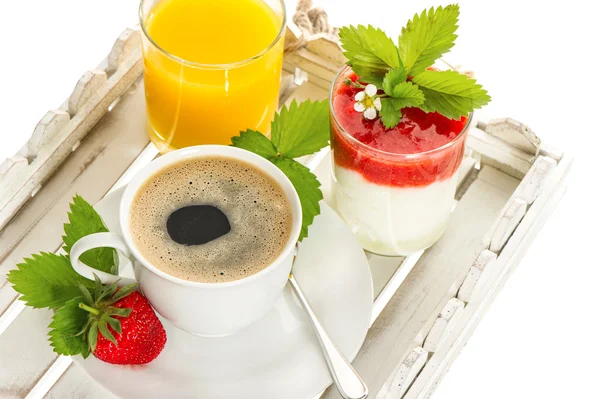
[140,0,285,151]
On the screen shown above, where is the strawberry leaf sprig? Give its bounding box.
[339,4,491,128]
[231,99,329,241]
[7,196,166,363]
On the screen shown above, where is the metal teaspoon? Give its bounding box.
[288,246,368,399]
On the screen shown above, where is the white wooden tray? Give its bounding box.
[0,14,571,399]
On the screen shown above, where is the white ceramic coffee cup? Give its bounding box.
[69,145,302,337]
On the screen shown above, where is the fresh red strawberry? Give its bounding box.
[77,277,166,365]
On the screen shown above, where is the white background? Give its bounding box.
[1,0,599,398]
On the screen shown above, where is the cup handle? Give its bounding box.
[70,232,137,286]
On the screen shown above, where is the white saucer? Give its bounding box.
[75,186,373,399]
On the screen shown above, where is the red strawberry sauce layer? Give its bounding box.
[331,72,469,188]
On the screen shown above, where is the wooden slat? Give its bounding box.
[283,41,344,91]
[404,154,573,399]
[467,127,536,179]
[44,363,112,399]
[515,155,557,204]
[27,111,70,160]
[68,70,108,116]
[457,250,497,303]
[376,346,427,399]
[489,198,527,253]
[321,167,518,399]
[0,307,54,398]
[423,298,465,353]
[0,78,148,303]
[477,118,541,155]
[0,29,143,231]
[0,81,150,396]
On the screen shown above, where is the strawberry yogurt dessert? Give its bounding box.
[330,67,471,256]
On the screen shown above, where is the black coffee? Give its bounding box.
[167,205,231,245]
[130,156,293,283]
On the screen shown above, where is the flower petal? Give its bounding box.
[365,84,377,97]
[364,107,377,120]
[354,91,365,101]
[373,97,382,111]
[354,102,366,112]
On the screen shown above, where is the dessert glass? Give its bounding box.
[329,65,472,256]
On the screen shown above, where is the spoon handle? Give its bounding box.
[289,275,368,399]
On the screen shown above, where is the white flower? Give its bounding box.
[354,84,381,120]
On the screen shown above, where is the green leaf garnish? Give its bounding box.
[398,5,460,76]
[7,253,94,309]
[270,100,329,158]
[49,297,91,358]
[380,98,402,130]
[232,100,329,241]
[379,82,425,129]
[412,70,491,120]
[338,4,490,127]
[382,67,408,96]
[339,25,401,72]
[349,65,386,87]
[271,158,323,241]
[231,130,278,159]
[8,195,134,358]
[63,195,117,274]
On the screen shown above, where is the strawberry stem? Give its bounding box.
[79,302,100,316]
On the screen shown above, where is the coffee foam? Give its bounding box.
[129,156,293,283]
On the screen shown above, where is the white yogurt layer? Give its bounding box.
[333,165,458,256]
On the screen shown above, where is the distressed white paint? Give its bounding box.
[284,23,303,51]
[28,110,70,159]
[305,34,346,65]
[68,70,108,116]
[106,28,141,75]
[478,118,541,155]
[423,298,465,353]
[376,347,427,399]
[25,356,72,399]
[0,156,28,180]
[0,27,143,232]
[405,154,572,399]
[457,250,498,303]
[322,168,519,399]
[489,198,528,253]
[0,21,572,399]
[540,142,564,162]
[467,126,536,179]
[515,156,557,204]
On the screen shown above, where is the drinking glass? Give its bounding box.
[329,65,471,256]
[139,0,286,152]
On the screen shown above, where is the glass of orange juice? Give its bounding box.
[139,0,286,152]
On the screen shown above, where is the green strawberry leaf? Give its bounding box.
[49,297,91,358]
[382,67,408,96]
[339,24,402,71]
[390,82,425,106]
[7,253,94,309]
[380,98,402,130]
[412,69,491,119]
[270,100,329,159]
[271,158,322,241]
[230,130,277,159]
[63,195,117,274]
[351,64,386,87]
[398,4,460,76]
